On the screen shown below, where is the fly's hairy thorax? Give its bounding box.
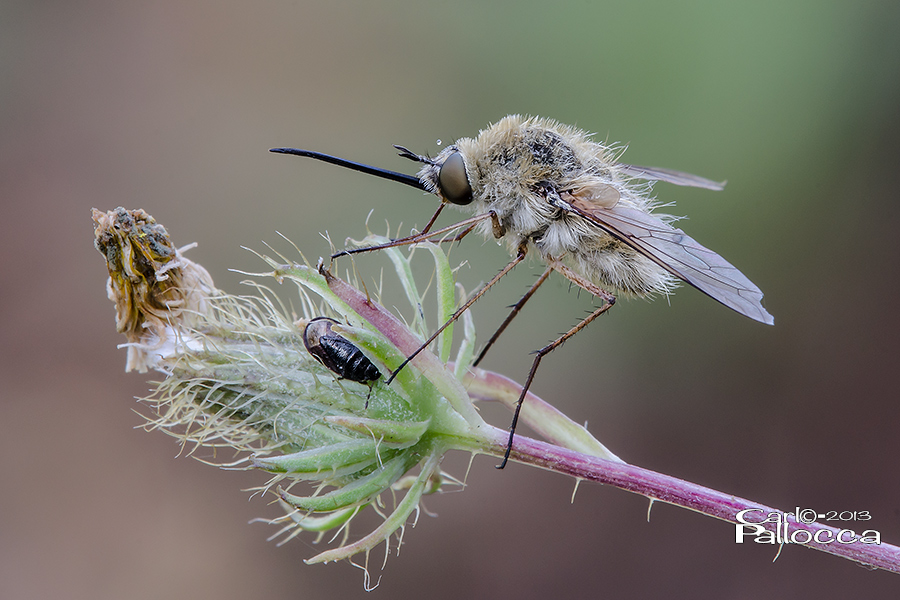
[455,116,675,297]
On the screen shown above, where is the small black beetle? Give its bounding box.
[302,317,381,386]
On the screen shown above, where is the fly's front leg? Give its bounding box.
[330,210,496,259]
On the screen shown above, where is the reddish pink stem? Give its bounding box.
[485,426,900,574]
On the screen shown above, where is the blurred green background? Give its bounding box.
[3,1,900,597]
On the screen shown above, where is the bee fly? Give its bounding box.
[273,115,773,467]
[301,317,381,399]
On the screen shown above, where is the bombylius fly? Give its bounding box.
[273,114,773,467]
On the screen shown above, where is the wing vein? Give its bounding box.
[562,197,773,325]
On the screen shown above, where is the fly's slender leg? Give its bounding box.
[364,203,447,250]
[497,257,616,469]
[447,222,478,244]
[386,244,528,384]
[416,202,446,237]
[472,266,553,368]
[331,210,490,259]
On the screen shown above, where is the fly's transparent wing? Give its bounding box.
[564,195,773,325]
[619,163,726,191]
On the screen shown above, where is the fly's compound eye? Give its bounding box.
[437,151,473,205]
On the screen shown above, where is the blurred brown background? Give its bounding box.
[3,1,900,598]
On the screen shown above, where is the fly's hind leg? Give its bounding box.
[497,257,616,469]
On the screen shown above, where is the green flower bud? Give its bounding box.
[93,208,616,578]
